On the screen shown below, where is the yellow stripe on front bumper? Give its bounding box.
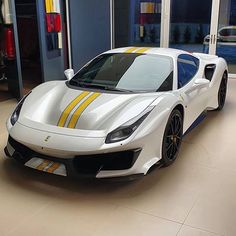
[135,47,150,53]
[68,92,101,129]
[57,91,90,127]
[37,160,51,171]
[47,163,61,173]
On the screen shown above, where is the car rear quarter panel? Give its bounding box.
[207,57,228,110]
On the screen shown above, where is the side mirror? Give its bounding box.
[194,78,210,86]
[64,69,74,80]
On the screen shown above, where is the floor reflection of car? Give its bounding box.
[204,26,236,44]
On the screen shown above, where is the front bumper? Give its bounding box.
[4,136,143,180]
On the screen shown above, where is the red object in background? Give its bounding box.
[4,27,16,60]
[54,14,61,32]
[46,14,53,32]
[46,13,61,33]
[140,14,147,25]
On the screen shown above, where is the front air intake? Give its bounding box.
[73,149,141,175]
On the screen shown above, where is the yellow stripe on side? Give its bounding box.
[47,163,61,173]
[125,47,138,53]
[68,93,101,129]
[135,47,150,53]
[57,91,90,127]
[37,160,51,171]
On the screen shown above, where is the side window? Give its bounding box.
[219,28,234,36]
[230,29,236,36]
[177,54,199,89]
[219,29,228,36]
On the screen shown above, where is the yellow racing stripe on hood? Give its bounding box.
[135,47,150,53]
[125,47,138,53]
[68,92,101,129]
[57,91,90,127]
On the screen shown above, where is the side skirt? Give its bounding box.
[183,111,207,136]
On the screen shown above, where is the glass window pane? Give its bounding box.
[216,0,236,73]
[71,53,174,92]
[169,0,212,54]
[178,54,199,88]
[114,0,162,48]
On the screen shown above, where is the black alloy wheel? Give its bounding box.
[217,73,228,111]
[161,109,183,167]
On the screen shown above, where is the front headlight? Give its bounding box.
[105,106,155,144]
[10,92,31,126]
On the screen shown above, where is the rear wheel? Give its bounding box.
[161,109,183,167]
[216,72,228,111]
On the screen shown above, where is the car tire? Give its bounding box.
[216,72,228,111]
[161,109,183,167]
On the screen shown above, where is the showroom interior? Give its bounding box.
[1,0,236,235]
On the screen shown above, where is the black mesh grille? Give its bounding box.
[8,136,32,163]
[73,150,141,175]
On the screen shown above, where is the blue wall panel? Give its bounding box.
[69,0,111,71]
[36,0,66,82]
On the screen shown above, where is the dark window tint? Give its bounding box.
[178,54,199,88]
[230,29,236,36]
[69,53,174,92]
[229,29,236,36]
[220,28,236,36]
[220,29,229,36]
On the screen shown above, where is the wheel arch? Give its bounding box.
[224,69,228,78]
[173,104,184,120]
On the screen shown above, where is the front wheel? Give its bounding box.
[216,72,228,111]
[161,109,183,167]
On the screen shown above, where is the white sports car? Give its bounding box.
[4,47,228,180]
[204,26,236,44]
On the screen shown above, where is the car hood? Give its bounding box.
[18,81,162,136]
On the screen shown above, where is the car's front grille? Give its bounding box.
[7,136,141,177]
[73,149,141,175]
[8,136,32,163]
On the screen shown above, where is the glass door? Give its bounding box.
[216,0,236,74]
[169,0,213,53]
[114,0,163,48]
[112,0,236,76]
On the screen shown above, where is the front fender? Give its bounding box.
[132,93,184,145]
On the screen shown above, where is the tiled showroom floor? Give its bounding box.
[0,79,236,236]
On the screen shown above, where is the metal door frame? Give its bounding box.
[9,0,23,99]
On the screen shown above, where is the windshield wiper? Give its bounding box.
[108,87,133,92]
[70,81,133,92]
[78,82,107,90]
[69,80,98,88]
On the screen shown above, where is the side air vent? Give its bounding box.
[205,64,216,81]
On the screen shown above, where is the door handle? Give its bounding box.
[213,35,216,44]
[210,35,213,44]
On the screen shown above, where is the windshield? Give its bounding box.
[69,53,174,93]
[220,28,236,36]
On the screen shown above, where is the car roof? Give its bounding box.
[219,26,236,30]
[104,47,191,59]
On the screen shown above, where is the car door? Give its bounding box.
[177,54,209,131]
